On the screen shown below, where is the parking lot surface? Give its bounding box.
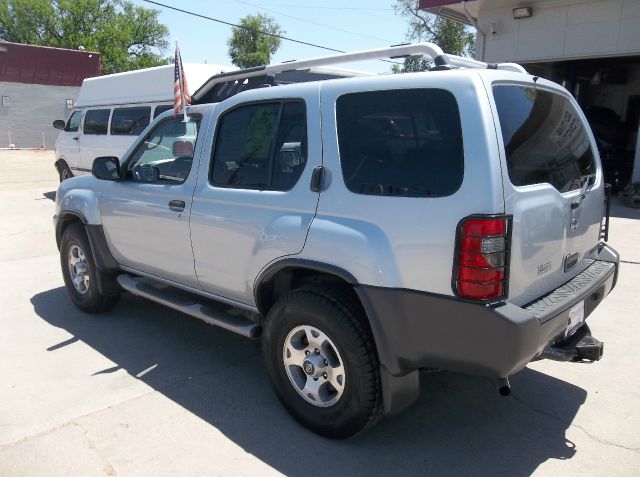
[1,150,639,476]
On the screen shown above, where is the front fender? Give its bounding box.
[56,179,102,225]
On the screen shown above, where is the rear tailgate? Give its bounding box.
[489,81,604,306]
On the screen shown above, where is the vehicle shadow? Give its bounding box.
[31,287,585,477]
[43,191,56,201]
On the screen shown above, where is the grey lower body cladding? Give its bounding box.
[356,244,619,380]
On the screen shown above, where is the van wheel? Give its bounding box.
[58,161,73,182]
[60,223,120,313]
[263,286,382,438]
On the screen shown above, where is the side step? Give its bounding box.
[116,274,261,339]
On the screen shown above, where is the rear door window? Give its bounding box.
[83,109,110,135]
[211,100,307,191]
[111,107,151,135]
[493,85,596,192]
[335,89,464,197]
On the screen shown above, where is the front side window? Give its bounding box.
[126,116,200,184]
[493,85,596,193]
[336,89,464,197]
[65,111,82,132]
[111,107,151,135]
[83,109,110,135]
[211,100,307,191]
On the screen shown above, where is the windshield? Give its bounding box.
[493,85,596,193]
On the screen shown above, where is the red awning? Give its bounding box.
[0,42,102,86]
[418,0,459,8]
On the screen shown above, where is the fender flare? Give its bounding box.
[253,257,358,312]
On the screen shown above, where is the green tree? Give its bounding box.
[0,0,169,74]
[227,14,283,68]
[392,0,475,73]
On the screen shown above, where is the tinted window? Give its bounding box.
[211,100,307,190]
[336,89,464,197]
[111,107,151,135]
[65,111,82,132]
[154,104,173,118]
[84,109,110,135]
[127,116,200,184]
[493,85,596,192]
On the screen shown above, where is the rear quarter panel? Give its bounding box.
[300,71,505,295]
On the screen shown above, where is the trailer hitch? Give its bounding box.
[540,325,604,363]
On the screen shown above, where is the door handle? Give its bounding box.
[168,200,186,211]
[72,137,79,141]
[310,166,325,192]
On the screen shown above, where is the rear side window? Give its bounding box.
[336,89,464,197]
[154,104,173,118]
[211,100,307,191]
[65,110,82,132]
[111,107,151,135]
[493,85,596,193]
[84,109,110,135]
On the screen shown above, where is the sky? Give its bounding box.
[130,0,412,74]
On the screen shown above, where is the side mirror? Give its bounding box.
[92,156,121,181]
[53,120,66,130]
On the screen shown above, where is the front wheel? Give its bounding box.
[262,287,382,438]
[58,161,73,182]
[60,223,120,313]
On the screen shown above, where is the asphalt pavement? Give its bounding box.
[1,150,639,476]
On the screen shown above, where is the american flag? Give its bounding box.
[173,41,190,119]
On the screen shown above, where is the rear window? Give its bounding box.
[336,89,464,198]
[493,85,596,193]
[84,109,110,135]
[111,107,151,135]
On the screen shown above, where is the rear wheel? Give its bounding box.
[263,287,382,438]
[60,223,120,313]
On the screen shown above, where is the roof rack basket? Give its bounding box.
[192,42,526,104]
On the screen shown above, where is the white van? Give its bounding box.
[53,63,231,181]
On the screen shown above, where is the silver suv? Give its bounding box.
[54,43,620,438]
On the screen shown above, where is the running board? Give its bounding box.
[116,274,261,339]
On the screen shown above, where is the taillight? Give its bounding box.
[453,215,511,301]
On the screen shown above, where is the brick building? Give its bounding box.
[0,42,101,149]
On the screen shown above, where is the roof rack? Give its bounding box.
[191,42,527,104]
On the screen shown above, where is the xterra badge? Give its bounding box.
[537,261,552,275]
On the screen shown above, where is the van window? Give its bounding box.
[211,100,307,191]
[154,105,173,118]
[84,109,110,135]
[493,85,596,193]
[111,107,151,135]
[65,111,82,132]
[336,89,464,197]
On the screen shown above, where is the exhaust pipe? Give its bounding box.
[496,377,511,396]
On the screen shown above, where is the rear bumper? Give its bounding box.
[356,243,619,380]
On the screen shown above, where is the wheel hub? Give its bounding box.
[67,244,90,295]
[282,325,345,407]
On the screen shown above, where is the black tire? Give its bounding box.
[60,223,120,313]
[262,286,382,438]
[58,161,73,182]
[627,194,640,209]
